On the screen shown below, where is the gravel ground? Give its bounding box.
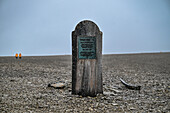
[0,53,170,112]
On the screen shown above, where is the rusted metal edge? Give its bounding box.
[120,78,141,90]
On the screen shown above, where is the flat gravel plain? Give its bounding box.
[0,53,170,112]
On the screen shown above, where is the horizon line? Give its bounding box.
[0,51,170,57]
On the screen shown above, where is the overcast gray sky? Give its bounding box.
[0,0,170,56]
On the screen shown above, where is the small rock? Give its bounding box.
[104,91,116,96]
[10,79,15,82]
[112,103,118,106]
[89,107,93,111]
[109,88,122,93]
[130,107,136,110]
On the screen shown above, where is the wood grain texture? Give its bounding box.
[72,20,103,96]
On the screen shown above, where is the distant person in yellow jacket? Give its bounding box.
[15,53,18,59]
[19,53,22,59]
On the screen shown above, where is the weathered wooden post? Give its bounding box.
[72,20,103,97]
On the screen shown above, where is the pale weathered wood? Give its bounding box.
[72,20,103,96]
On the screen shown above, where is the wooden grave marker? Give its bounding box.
[72,20,103,97]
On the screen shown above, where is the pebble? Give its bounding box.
[104,91,116,96]
[130,107,136,110]
[1,54,169,112]
[112,103,118,106]
[110,88,122,93]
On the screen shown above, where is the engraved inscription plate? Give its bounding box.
[78,37,96,59]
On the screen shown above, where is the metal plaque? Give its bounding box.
[78,37,96,59]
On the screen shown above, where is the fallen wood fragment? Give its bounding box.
[120,78,141,90]
[48,83,65,89]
